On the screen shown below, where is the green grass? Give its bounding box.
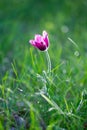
[0,0,87,129]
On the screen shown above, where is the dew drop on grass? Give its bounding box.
[61,25,69,33]
[62,69,66,74]
[17,88,23,92]
[48,107,54,112]
[40,105,42,108]
[74,51,79,57]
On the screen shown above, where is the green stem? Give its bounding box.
[46,50,51,73]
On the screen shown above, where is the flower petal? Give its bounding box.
[43,30,48,38]
[29,30,49,51]
[36,42,47,51]
[29,40,36,46]
[43,31,49,47]
[35,34,42,43]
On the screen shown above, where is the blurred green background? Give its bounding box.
[0,0,87,95]
[0,0,87,66]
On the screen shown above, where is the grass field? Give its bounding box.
[0,0,87,129]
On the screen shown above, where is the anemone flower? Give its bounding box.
[29,30,49,51]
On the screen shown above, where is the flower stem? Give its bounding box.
[46,50,51,74]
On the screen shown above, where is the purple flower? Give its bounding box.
[29,30,49,51]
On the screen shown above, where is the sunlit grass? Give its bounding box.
[0,38,87,129]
